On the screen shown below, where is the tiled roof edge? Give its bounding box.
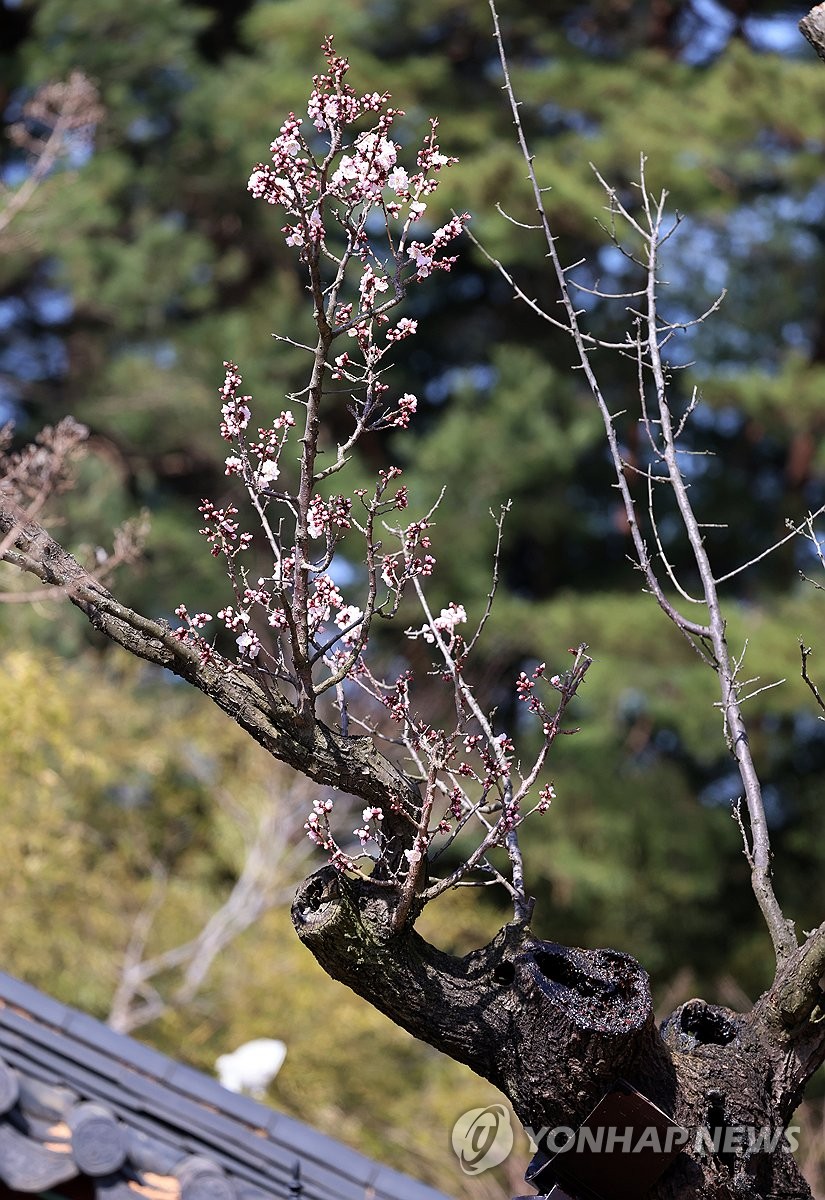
[0,971,455,1200]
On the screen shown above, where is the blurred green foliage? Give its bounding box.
[3,0,825,1191]
[0,646,521,1196]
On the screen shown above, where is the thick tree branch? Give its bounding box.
[751,925,825,1123]
[801,5,825,61]
[759,925,825,1034]
[292,867,669,1132]
[0,500,420,829]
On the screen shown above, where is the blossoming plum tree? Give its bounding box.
[3,18,825,1200]
[169,40,589,941]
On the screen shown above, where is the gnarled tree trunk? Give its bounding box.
[293,868,825,1200]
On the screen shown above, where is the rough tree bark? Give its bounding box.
[800,5,825,62]
[292,863,824,1199]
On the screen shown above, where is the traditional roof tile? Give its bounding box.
[0,972,453,1200]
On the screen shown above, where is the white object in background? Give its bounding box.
[216,1038,287,1097]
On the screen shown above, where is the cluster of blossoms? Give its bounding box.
[377,668,414,727]
[536,783,556,814]
[392,393,417,429]
[456,731,515,791]
[306,492,352,540]
[247,39,467,269]
[198,500,251,560]
[407,601,467,649]
[516,659,569,739]
[175,362,436,680]
[173,40,576,900]
[172,603,220,665]
[353,806,384,847]
[298,622,567,884]
[248,38,469,434]
[173,365,369,670]
[335,603,364,649]
[407,211,468,281]
[305,796,335,850]
[305,793,388,872]
[220,361,295,490]
[379,509,437,590]
[350,646,562,883]
[219,364,251,437]
[173,42,474,689]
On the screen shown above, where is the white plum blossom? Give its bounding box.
[256,460,281,487]
[392,393,417,428]
[307,206,323,238]
[272,126,301,157]
[359,264,390,305]
[354,131,397,173]
[236,629,261,658]
[335,603,364,647]
[304,795,335,848]
[217,605,250,630]
[536,784,556,814]
[247,168,270,198]
[386,317,417,342]
[330,132,399,198]
[411,602,467,645]
[219,368,252,439]
[386,166,409,193]
[307,574,343,627]
[248,172,296,205]
[306,495,327,538]
[331,154,359,187]
[309,93,342,130]
[432,213,468,248]
[408,242,434,278]
[353,809,383,847]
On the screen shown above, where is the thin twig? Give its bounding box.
[800,640,825,717]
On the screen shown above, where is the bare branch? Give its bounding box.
[800,640,825,717]
[714,508,825,585]
[0,498,421,822]
[0,74,103,240]
[464,501,511,658]
[487,6,713,652]
[108,774,332,1034]
[489,6,796,962]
